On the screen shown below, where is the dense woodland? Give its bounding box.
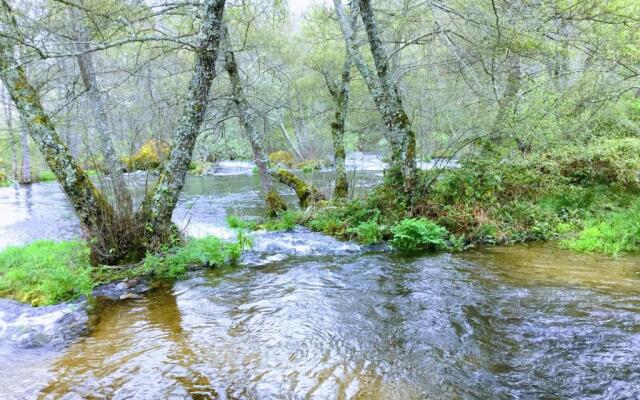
[0,0,639,271]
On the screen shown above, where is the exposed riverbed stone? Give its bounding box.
[0,298,88,349]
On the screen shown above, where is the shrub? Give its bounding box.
[348,219,384,244]
[0,240,94,306]
[141,235,249,278]
[390,218,448,252]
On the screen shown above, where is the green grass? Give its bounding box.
[0,240,94,306]
[562,199,640,256]
[227,210,299,232]
[36,170,57,182]
[138,235,249,278]
[0,235,249,306]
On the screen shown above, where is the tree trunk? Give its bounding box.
[0,0,121,256]
[278,119,304,160]
[2,89,17,180]
[223,32,286,216]
[492,56,523,150]
[271,168,324,209]
[18,115,31,183]
[333,0,417,193]
[74,12,132,214]
[141,0,226,246]
[323,57,352,199]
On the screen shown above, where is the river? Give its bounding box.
[0,165,639,399]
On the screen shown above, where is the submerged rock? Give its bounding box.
[93,278,154,301]
[242,227,361,265]
[0,299,88,349]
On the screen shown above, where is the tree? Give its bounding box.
[223,26,287,216]
[322,56,352,199]
[0,0,227,264]
[333,0,417,193]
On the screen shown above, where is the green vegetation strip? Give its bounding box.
[0,236,247,306]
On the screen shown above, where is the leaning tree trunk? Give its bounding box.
[333,0,417,193]
[2,89,17,180]
[141,0,226,246]
[74,12,132,215]
[18,114,31,183]
[223,32,286,216]
[323,56,352,199]
[271,168,324,209]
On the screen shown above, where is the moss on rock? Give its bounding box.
[268,150,295,168]
[124,140,170,171]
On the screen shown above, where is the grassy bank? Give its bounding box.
[0,235,247,306]
[300,138,640,256]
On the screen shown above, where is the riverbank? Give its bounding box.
[302,138,640,256]
[0,235,247,307]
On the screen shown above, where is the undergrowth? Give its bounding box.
[0,235,248,306]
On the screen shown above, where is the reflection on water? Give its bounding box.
[1,174,639,399]
[15,248,640,399]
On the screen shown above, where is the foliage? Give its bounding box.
[228,211,300,232]
[390,218,448,252]
[227,214,259,230]
[562,199,640,256]
[36,170,57,182]
[347,219,384,244]
[0,240,93,306]
[140,235,249,279]
[0,168,8,186]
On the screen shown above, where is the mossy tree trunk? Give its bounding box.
[0,0,122,261]
[323,57,352,199]
[141,0,226,246]
[1,88,18,180]
[223,30,286,216]
[74,12,132,215]
[1,0,226,263]
[18,115,31,183]
[333,0,417,194]
[271,168,324,209]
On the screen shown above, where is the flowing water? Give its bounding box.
[1,168,639,399]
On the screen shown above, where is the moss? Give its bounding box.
[268,150,295,167]
[125,139,170,171]
[265,190,287,217]
[272,168,324,208]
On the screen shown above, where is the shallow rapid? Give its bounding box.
[0,168,639,399]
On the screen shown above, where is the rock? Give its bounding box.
[241,227,361,265]
[119,293,143,300]
[93,278,153,301]
[0,298,88,349]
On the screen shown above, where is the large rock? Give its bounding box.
[0,298,88,349]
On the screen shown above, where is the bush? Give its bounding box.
[0,240,94,306]
[125,139,170,171]
[390,218,448,252]
[347,219,384,244]
[141,235,249,278]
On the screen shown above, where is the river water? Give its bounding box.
[0,167,639,399]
